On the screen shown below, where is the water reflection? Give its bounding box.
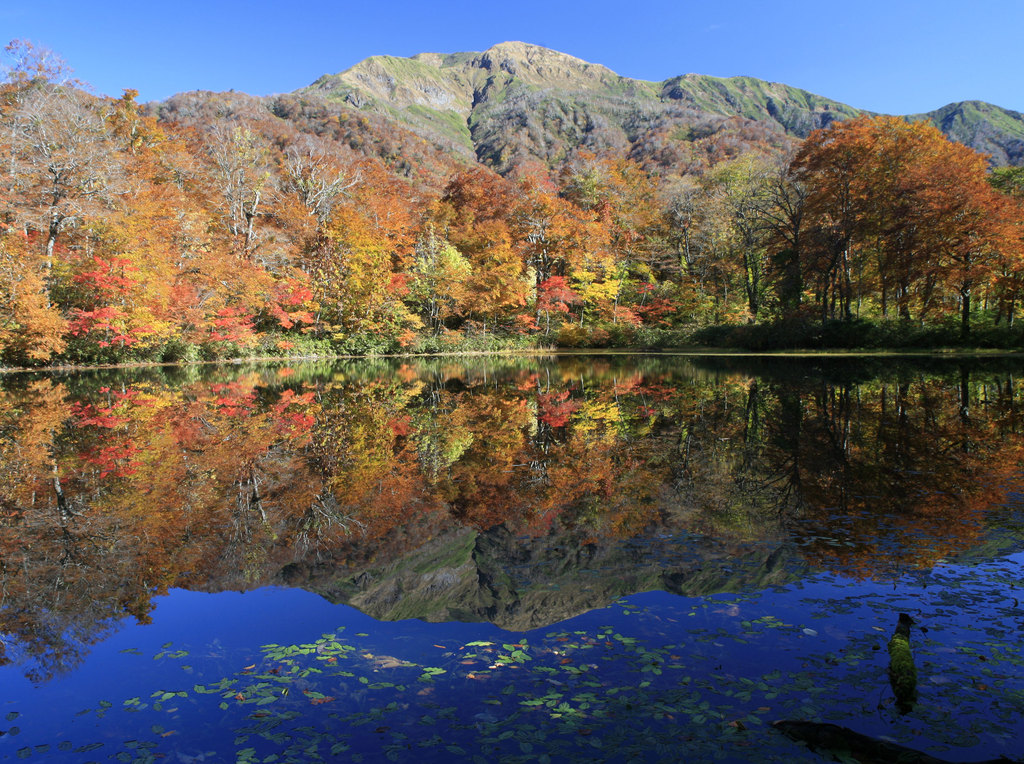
[2,355,1024,681]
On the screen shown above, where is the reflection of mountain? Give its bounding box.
[281,524,801,630]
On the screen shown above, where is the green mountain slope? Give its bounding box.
[911,100,1024,165]
[658,73,864,133]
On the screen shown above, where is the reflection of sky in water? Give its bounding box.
[3,555,1023,762]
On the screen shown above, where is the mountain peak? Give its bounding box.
[470,41,621,88]
[480,41,597,67]
[303,41,634,142]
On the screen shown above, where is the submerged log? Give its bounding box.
[772,720,1017,764]
[888,612,918,714]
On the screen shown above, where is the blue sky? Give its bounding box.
[1,0,1019,114]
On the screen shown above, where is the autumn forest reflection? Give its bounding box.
[3,354,1024,682]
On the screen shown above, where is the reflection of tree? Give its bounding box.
[652,363,1024,577]
[0,380,141,680]
[0,373,322,680]
[778,370,1024,576]
[663,375,799,538]
[3,358,1024,680]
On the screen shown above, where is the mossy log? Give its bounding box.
[888,612,917,714]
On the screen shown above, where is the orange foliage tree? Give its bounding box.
[793,116,1022,329]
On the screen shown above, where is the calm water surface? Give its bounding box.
[1,354,1023,762]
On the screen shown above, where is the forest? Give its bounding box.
[2,40,1024,368]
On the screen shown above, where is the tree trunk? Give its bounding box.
[773,720,1008,764]
[960,284,972,340]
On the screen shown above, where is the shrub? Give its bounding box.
[159,338,201,364]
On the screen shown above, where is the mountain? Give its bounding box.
[302,41,1024,172]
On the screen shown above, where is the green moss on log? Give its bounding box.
[888,612,918,714]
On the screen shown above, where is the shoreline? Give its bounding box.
[3,345,1024,376]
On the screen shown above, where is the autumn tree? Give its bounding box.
[3,78,123,289]
[205,123,271,259]
[305,162,421,346]
[753,153,808,314]
[558,153,660,326]
[107,88,165,157]
[790,117,878,320]
[913,142,1019,337]
[0,225,66,361]
[408,224,473,334]
[280,135,360,226]
[658,176,728,322]
[511,179,595,332]
[703,153,778,321]
[2,39,74,184]
[793,116,1021,331]
[432,168,529,331]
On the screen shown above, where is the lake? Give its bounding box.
[1,354,1023,763]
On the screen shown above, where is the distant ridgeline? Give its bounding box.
[305,41,1024,171]
[2,40,1024,367]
